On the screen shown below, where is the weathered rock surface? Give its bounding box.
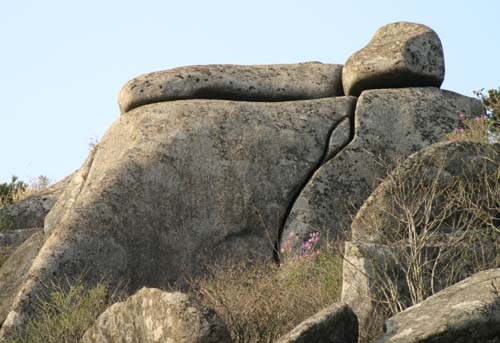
[0,228,40,249]
[276,303,358,343]
[281,87,482,255]
[118,62,344,113]
[375,269,500,343]
[0,97,355,336]
[82,288,231,343]
[341,242,391,342]
[343,22,444,96]
[0,176,70,231]
[0,232,43,325]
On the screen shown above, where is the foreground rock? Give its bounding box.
[0,232,43,325]
[1,97,355,335]
[281,88,482,254]
[82,288,231,343]
[119,62,344,113]
[343,22,444,96]
[0,176,70,231]
[376,269,500,343]
[276,303,358,343]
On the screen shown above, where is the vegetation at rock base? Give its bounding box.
[5,279,120,343]
[363,146,500,341]
[193,240,343,343]
[475,87,500,133]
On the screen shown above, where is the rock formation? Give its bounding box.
[0,21,494,342]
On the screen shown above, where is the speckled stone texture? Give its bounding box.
[280,88,482,257]
[342,22,444,96]
[82,288,231,343]
[376,269,500,343]
[119,62,344,113]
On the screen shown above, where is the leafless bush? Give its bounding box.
[368,147,500,319]
[192,244,343,343]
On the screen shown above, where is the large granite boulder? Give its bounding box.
[280,88,482,255]
[343,22,444,96]
[119,62,344,113]
[276,303,358,343]
[376,269,500,343]
[82,288,231,343]
[0,232,43,325]
[0,97,355,335]
[0,176,70,231]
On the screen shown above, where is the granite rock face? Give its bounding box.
[343,22,444,96]
[119,63,344,113]
[0,97,355,334]
[276,303,358,343]
[376,269,500,343]
[82,288,231,343]
[0,232,43,325]
[280,88,482,255]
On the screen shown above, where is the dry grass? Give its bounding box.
[192,245,343,343]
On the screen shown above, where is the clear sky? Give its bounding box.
[1,0,498,184]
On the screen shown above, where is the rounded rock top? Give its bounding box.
[342,21,445,96]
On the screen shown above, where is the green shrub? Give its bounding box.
[6,280,116,343]
[0,176,27,208]
[475,87,500,133]
[193,243,343,343]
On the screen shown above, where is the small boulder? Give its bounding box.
[343,22,444,96]
[375,269,500,343]
[81,288,231,343]
[118,62,344,113]
[276,303,358,343]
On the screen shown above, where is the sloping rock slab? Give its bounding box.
[0,175,70,231]
[119,62,344,113]
[281,87,482,255]
[276,302,358,343]
[343,22,444,96]
[0,232,43,325]
[376,269,500,343]
[0,97,355,336]
[82,288,231,343]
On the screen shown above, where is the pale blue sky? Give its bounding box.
[1,0,498,183]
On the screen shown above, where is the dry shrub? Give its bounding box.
[447,113,490,144]
[368,147,500,319]
[193,244,343,343]
[6,277,124,343]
